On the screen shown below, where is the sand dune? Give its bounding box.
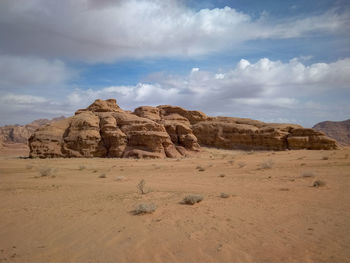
[0,147,350,262]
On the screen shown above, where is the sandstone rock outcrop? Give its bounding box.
[191,117,337,150]
[313,119,350,145]
[29,99,199,158]
[0,116,65,146]
[29,99,338,158]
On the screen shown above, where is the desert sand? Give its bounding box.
[0,146,350,262]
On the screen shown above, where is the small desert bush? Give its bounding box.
[182,194,203,205]
[220,193,230,198]
[79,165,86,170]
[260,159,273,169]
[227,160,234,165]
[219,174,225,178]
[312,180,326,187]
[137,179,147,194]
[26,164,33,169]
[238,162,246,168]
[345,154,349,159]
[115,176,126,181]
[322,156,329,160]
[301,171,315,178]
[133,203,157,215]
[99,174,107,178]
[39,167,55,177]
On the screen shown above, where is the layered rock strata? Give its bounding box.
[29,99,338,158]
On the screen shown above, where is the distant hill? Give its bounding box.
[0,116,65,147]
[313,119,350,145]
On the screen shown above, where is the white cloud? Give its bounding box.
[1,57,350,127]
[0,0,348,62]
[61,57,350,126]
[0,94,47,104]
[0,55,71,89]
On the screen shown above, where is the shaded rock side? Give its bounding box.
[29,99,338,158]
[313,119,350,146]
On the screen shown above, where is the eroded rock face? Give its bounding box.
[29,99,338,158]
[0,116,65,145]
[29,100,198,158]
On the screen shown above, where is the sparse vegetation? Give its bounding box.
[115,176,126,181]
[227,160,234,165]
[26,164,33,169]
[345,154,349,159]
[238,162,246,168]
[322,156,329,160]
[313,180,326,187]
[260,159,273,169]
[182,194,203,205]
[219,174,225,178]
[133,203,157,215]
[99,174,107,178]
[137,179,146,194]
[79,165,86,170]
[301,171,315,178]
[220,193,230,198]
[39,167,55,177]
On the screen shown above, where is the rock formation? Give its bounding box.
[29,99,338,158]
[0,116,65,146]
[313,119,350,145]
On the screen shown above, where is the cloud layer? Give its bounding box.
[0,55,71,89]
[1,0,349,62]
[2,57,348,126]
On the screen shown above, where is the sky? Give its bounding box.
[0,0,350,127]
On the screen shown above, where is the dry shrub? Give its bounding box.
[238,162,246,168]
[79,165,86,170]
[133,203,157,215]
[137,179,146,194]
[26,164,33,169]
[39,167,56,177]
[182,194,203,205]
[115,176,126,181]
[220,193,230,198]
[322,156,329,160]
[260,159,273,169]
[219,174,226,178]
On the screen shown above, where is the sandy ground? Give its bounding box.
[0,146,350,263]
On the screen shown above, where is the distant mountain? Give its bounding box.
[0,116,65,147]
[313,119,350,146]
